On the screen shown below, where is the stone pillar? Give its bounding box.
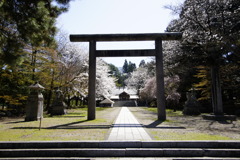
[88,40,96,120]
[211,65,223,115]
[25,83,44,121]
[155,39,166,121]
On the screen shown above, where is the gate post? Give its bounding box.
[88,40,96,120]
[155,39,166,121]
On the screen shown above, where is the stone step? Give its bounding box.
[0,158,240,160]
[0,148,240,158]
[113,100,137,107]
[1,141,240,159]
[1,141,240,149]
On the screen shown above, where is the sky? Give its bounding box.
[56,0,184,67]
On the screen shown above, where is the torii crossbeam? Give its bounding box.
[70,32,182,120]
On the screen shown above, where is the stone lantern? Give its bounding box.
[183,88,201,116]
[25,82,44,121]
[50,88,67,115]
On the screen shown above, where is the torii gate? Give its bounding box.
[70,33,182,120]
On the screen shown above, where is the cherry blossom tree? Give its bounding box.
[125,67,149,94]
[140,75,181,108]
[140,77,156,105]
[96,59,116,98]
[57,33,116,100]
[165,0,240,112]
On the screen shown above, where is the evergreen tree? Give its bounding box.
[122,59,128,73]
[0,0,70,66]
[0,0,71,114]
[108,64,121,77]
[165,0,240,110]
[139,60,146,67]
[128,61,136,73]
[108,63,122,87]
[122,60,136,73]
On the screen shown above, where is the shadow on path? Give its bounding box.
[6,116,85,124]
[144,120,186,129]
[11,119,111,130]
[6,121,26,124]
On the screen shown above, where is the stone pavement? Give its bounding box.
[107,107,152,140]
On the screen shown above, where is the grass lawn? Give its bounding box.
[0,107,120,141]
[150,130,232,140]
[1,106,239,141]
[129,107,240,141]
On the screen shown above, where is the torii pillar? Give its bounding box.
[88,40,97,120]
[70,33,182,120]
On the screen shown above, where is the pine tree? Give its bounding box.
[128,61,136,73]
[0,0,71,114]
[0,0,70,66]
[122,59,128,73]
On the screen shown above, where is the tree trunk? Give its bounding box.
[46,69,55,113]
[31,49,37,81]
[211,64,223,115]
[67,94,71,109]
